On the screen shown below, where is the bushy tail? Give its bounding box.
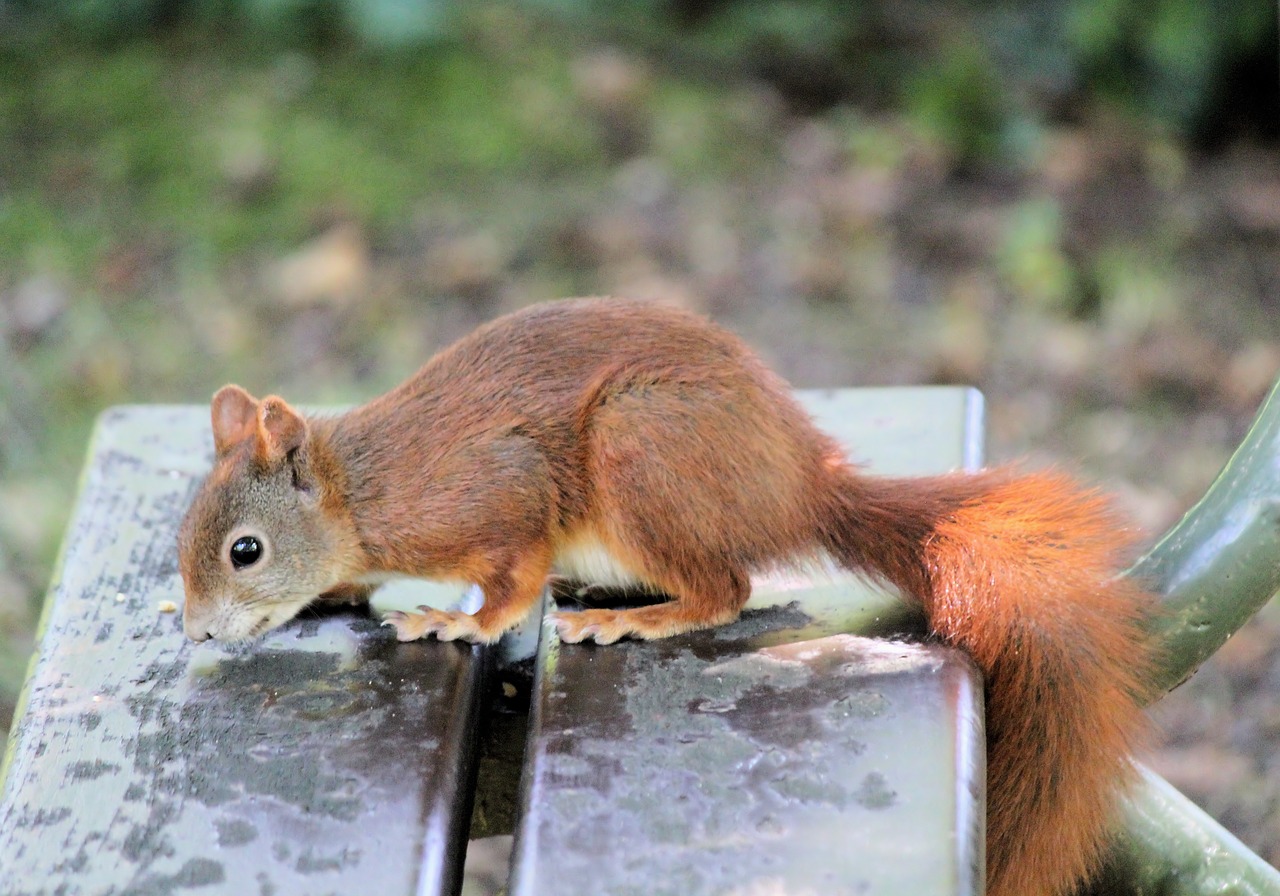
[818,466,1154,896]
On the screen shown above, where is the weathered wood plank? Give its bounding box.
[0,406,488,896]
[510,387,987,896]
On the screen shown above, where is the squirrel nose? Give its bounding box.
[182,609,214,642]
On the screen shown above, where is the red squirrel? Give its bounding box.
[178,297,1153,896]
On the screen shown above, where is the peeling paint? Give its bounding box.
[66,759,121,781]
[214,818,258,848]
[514,622,983,895]
[121,857,226,895]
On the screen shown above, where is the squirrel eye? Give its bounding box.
[229,535,262,569]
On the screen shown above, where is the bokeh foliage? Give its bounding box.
[4,0,1276,160]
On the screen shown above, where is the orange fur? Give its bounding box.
[818,467,1153,895]
[180,298,1154,894]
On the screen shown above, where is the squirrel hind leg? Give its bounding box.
[553,565,750,644]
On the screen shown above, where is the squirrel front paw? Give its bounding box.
[553,603,731,644]
[382,606,497,644]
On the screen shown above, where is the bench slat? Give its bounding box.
[512,625,983,895]
[510,388,986,896]
[0,407,487,896]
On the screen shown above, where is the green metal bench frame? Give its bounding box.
[1096,377,1280,895]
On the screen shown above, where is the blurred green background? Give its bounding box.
[3,0,1280,864]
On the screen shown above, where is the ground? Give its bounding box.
[2,5,1280,865]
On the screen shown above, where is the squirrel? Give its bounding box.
[177,297,1154,896]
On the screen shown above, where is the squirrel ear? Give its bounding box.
[255,396,308,465]
[210,385,260,455]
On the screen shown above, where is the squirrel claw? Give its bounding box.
[552,611,628,645]
[554,618,598,644]
[382,606,488,643]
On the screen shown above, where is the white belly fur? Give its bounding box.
[553,531,644,588]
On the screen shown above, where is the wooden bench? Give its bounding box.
[2,387,1278,895]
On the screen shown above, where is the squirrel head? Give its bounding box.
[177,385,359,642]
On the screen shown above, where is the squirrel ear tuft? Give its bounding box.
[255,396,308,464]
[211,385,260,455]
